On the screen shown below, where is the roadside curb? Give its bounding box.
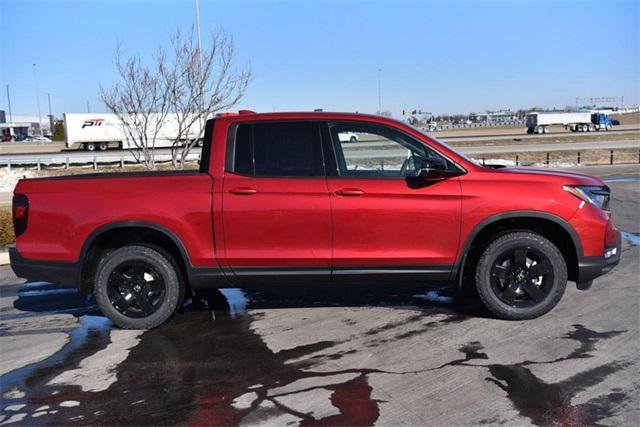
[0,251,9,266]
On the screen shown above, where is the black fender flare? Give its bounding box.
[79,220,191,266]
[451,210,583,286]
[77,221,229,291]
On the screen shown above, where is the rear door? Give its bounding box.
[220,121,331,284]
[323,121,463,282]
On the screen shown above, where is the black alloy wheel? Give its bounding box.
[489,246,553,308]
[475,231,567,320]
[107,261,166,318]
[94,245,183,329]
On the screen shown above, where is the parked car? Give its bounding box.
[338,131,359,143]
[10,111,621,329]
[25,135,52,142]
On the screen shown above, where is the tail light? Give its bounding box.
[13,194,29,237]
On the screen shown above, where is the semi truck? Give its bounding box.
[525,112,613,134]
[64,113,205,151]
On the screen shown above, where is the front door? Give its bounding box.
[324,121,463,282]
[221,121,331,285]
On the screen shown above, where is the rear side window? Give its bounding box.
[230,122,323,177]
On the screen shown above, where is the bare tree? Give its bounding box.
[101,28,251,170]
[101,47,171,169]
[163,28,251,168]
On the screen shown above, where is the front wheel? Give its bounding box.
[475,232,567,320]
[94,245,184,329]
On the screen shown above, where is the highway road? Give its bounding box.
[1,139,638,165]
[1,165,638,426]
[342,139,640,159]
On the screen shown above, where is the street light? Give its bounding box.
[5,84,12,123]
[47,93,54,136]
[377,69,382,113]
[33,64,44,136]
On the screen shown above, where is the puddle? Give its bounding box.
[413,289,454,304]
[218,288,248,318]
[620,230,640,247]
[449,325,629,426]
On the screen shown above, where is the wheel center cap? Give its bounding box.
[133,284,142,293]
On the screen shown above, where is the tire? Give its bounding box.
[350,136,358,143]
[94,245,184,329]
[85,142,97,151]
[475,231,567,320]
[536,126,544,134]
[98,142,108,151]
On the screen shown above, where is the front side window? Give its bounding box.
[230,122,323,177]
[328,122,455,177]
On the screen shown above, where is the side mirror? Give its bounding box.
[417,158,448,180]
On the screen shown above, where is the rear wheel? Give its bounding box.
[94,245,184,329]
[98,142,108,151]
[84,142,97,151]
[475,232,567,320]
[350,136,358,143]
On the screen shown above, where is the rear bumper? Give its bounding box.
[9,246,79,288]
[576,231,621,289]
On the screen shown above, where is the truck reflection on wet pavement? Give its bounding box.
[1,278,636,426]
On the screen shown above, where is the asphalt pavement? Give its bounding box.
[0,165,638,426]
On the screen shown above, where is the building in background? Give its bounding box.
[0,110,52,140]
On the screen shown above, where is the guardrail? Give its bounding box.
[2,152,201,171]
[477,149,640,167]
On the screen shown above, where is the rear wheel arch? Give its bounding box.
[454,212,582,287]
[78,222,191,293]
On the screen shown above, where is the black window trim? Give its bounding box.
[321,120,467,179]
[225,120,328,179]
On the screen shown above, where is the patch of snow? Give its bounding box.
[59,400,80,408]
[0,169,35,192]
[621,231,640,247]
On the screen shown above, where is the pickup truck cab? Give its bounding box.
[10,111,621,329]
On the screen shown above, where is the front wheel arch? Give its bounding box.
[453,212,581,289]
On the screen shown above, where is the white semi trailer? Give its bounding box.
[64,113,205,151]
[525,112,612,134]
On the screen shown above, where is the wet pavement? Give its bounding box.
[1,166,639,426]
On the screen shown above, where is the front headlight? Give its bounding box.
[563,185,610,210]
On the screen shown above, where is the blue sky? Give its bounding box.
[1,0,638,118]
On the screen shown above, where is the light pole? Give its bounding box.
[5,84,12,123]
[194,0,203,55]
[377,69,382,113]
[47,93,54,136]
[33,64,44,136]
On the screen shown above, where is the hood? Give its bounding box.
[497,166,605,186]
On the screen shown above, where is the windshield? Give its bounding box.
[410,125,480,166]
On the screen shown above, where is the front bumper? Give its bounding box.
[576,231,622,290]
[9,246,79,288]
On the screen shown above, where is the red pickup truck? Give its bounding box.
[10,111,621,329]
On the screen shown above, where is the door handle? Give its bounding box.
[334,188,364,197]
[229,187,257,195]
